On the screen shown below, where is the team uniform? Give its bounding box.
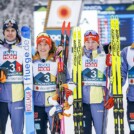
[82,30,111,134]
[121,45,134,134]
[82,48,108,134]
[33,32,70,134]
[33,59,58,134]
[0,42,24,134]
[0,18,24,134]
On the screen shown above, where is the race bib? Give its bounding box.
[90,86,104,104]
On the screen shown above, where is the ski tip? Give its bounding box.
[21,25,30,38]
[61,21,66,34]
[21,25,30,31]
[61,21,71,35]
[66,22,71,36]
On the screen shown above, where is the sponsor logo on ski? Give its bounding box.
[25,88,32,112]
[23,39,32,81]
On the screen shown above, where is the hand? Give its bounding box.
[104,97,114,110]
[106,53,112,66]
[49,104,63,117]
[48,94,59,106]
[0,68,7,83]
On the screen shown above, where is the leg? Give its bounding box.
[9,101,24,134]
[0,102,9,134]
[91,102,107,134]
[34,106,48,134]
[83,103,93,134]
[127,99,134,134]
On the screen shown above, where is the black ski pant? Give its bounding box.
[0,102,8,134]
[34,106,51,134]
[127,99,134,134]
[83,103,93,134]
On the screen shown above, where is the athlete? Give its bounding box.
[0,18,24,134]
[121,43,134,134]
[32,32,70,134]
[82,30,113,134]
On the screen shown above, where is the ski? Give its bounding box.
[110,16,124,134]
[52,21,71,134]
[59,21,71,134]
[72,27,83,134]
[21,26,35,134]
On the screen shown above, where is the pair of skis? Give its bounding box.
[52,21,71,134]
[110,16,124,134]
[72,27,83,134]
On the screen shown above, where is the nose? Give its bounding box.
[8,31,12,34]
[40,44,45,49]
[88,42,93,46]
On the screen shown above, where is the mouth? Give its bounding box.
[40,49,47,52]
[87,47,93,50]
[7,36,13,38]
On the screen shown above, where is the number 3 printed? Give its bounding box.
[10,63,15,72]
[44,74,50,82]
[91,70,97,78]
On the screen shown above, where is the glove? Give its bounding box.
[49,105,63,117]
[47,94,59,106]
[0,68,7,83]
[104,97,114,110]
[106,53,112,66]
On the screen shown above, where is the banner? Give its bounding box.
[46,0,82,28]
[34,6,47,44]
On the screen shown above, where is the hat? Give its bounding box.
[84,30,99,44]
[3,18,18,32]
[36,33,52,48]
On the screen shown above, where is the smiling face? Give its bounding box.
[84,38,99,50]
[4,27,17,42]
[37,39,51,59]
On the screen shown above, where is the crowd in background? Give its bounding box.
[0,0,46,41]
